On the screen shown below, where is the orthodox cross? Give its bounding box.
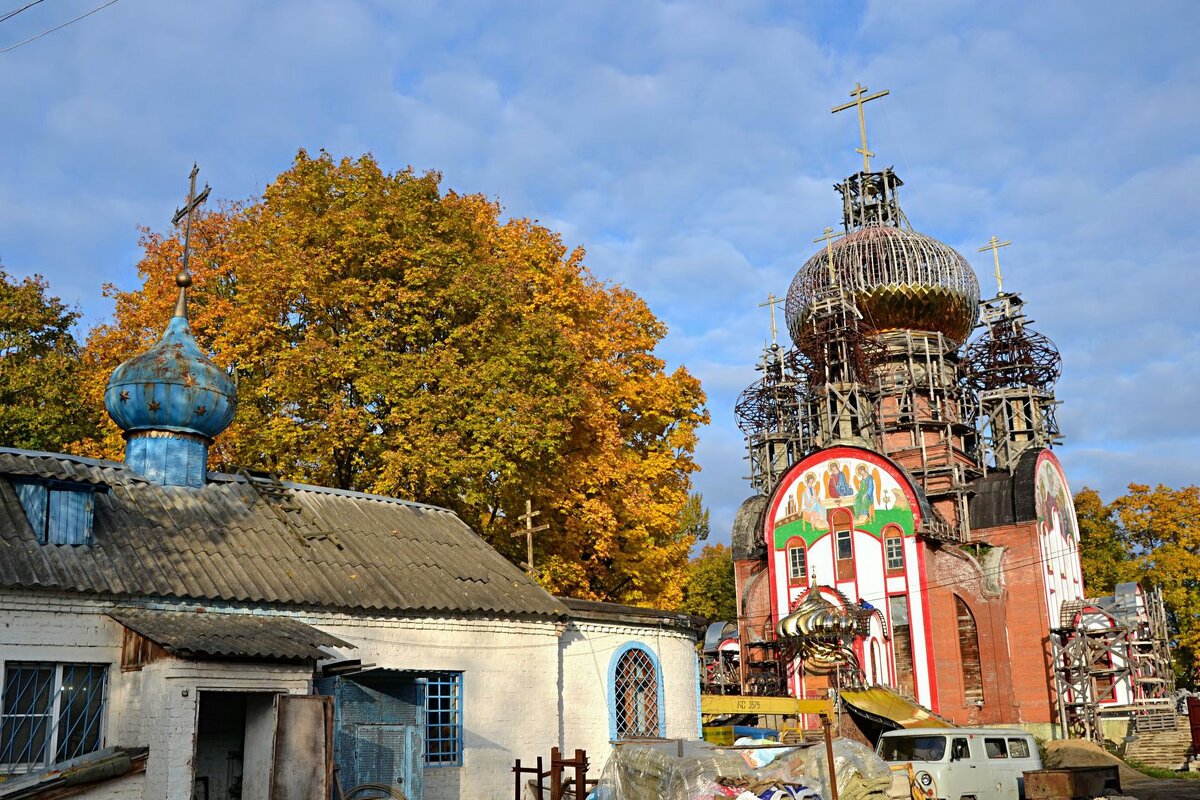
[170,164,211,316]
[757,293,785,346]
[511,499,549,576]
[978,235,1012,294]
[831,82,890,174]
[813,226,846,284]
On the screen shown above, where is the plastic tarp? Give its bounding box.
[838,688,950,730]
[594,739,895,800]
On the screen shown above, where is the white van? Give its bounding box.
[876,728,1042,800]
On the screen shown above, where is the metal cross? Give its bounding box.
[978,235,1012,294]
[171,163,211,281]
[813,226,846,285]
[831,82,890,174]
[511,499,549,576]
[757,293,785,346]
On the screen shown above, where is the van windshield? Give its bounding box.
[879,735,947,762]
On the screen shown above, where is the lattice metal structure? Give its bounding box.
[966,293,1063,472]
[785,210,981,348]
[1050,584,1175,742]
[835,169,909,230]
[734,344,811,493]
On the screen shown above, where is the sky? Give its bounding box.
[2,0,1198,542]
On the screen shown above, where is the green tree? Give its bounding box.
[0,268,100,451]
[679,543,737,622]
[677,493,710,542]
[80,151,708,609]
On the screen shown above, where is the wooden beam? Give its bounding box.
[700,695,833,717]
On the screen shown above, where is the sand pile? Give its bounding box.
[1043,738,1145,785]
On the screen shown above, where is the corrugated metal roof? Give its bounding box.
[108,607,352,661]
[0,447,567,619]
[559,597,703,634]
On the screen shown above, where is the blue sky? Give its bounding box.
[3,1,1198,541]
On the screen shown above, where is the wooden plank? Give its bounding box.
[700,694,833,716]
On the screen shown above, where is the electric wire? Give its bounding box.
[0,0,48,25]
[0,0,119,54]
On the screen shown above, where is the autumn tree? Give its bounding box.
[679,543,737,622]
[1075,487,1131,595]
[80,151,708,608]
[0,268,100,451]
[1075,484,1200,685]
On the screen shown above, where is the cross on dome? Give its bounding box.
[831,82,890,174]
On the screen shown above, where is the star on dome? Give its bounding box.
[147,401,161,412]
[195,405,207,416]
[119,390,130,402]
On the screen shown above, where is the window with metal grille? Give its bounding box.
[424,673,462,767]
[613,647,661,739]
[0,663,106,775]
[787,544,807,583]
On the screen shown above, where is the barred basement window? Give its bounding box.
[0,663,107,775]
[613,647,661,739]
[425,673,462,767]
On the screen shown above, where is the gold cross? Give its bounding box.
[978,235,1012,294]
[511,499,549,576]
[757,293,785,345]
[831,82,890,174]
[813,226,846,284]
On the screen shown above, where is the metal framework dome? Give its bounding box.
[785,225,981,345]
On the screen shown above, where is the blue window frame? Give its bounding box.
[11,480,100,546]
[609,644,665,740]
[0,663,107,775]
[424,673,462,767]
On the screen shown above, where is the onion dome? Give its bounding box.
[784,226,981,346]
[105,273,236,441]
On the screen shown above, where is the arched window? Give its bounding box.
[831,508,855,582]
[883,525,904,573]
[786,538,808,587]
[610,645,664,739]
[956,596,984,706]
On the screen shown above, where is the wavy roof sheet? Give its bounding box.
[0,448,566,619]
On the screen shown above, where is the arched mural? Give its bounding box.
[765,446,933,705]
[1034,450,1085,629]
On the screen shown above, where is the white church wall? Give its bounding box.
[559,621,700,763]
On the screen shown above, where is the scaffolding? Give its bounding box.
[1050,584,1175,742]
[734,344,811,493]
[965,293,1063,472]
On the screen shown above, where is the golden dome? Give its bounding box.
[785,225,980,344]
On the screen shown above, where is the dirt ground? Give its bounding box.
[1042,739,1200,800]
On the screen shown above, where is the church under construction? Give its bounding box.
[723,85,1173,740]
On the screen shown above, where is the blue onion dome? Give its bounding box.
[104,272,237,440]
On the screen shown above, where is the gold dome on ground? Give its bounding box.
[785,225,980,345]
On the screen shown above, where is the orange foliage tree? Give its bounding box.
[78,151,708,608]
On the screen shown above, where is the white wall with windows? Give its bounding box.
[0,591,701,800]
[559,620,700,762]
